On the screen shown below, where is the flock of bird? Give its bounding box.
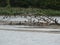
[0,15,58,26]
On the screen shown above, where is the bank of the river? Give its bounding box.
[0,8,60,16]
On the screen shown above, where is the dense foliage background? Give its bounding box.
[0,0,60,9]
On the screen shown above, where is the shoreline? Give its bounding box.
[0,25,60,30]
[0,28,60,34]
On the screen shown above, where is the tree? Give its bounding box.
[0,0,7,7]
[7,0,10,7]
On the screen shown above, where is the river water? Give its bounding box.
[0,30,60,45]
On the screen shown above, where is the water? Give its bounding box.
[0,25,60,45]
[0,30,60,45]
[0,25,60,31]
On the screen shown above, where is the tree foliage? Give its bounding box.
[0,0,7,7]
[0,0,60,9]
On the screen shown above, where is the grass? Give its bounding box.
[0,7,60,16]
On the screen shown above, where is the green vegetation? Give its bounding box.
[0,7,60,16]
[0,0,60,16]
